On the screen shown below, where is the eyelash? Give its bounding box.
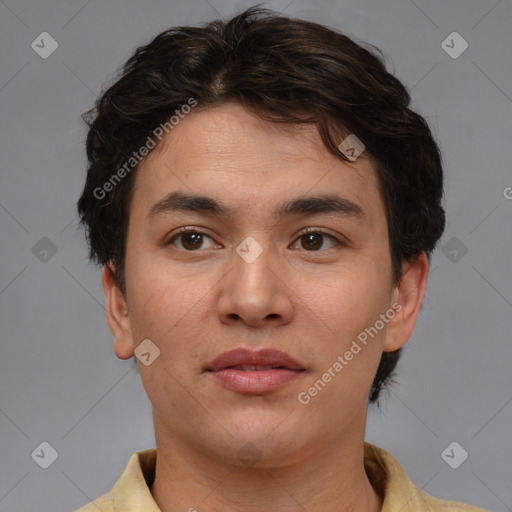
[166,226,343,252]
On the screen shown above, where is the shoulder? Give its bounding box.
[413,484,488,511]
[363,442,488,512]
[72,448,158,512]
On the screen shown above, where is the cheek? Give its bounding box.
[302,262,389,333]
[126,248,203,327]
[299,272,390,405]
[125,262,215,373]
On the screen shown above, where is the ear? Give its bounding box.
[101,264,134,359]
[382,252,429,352]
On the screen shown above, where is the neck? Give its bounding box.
[150,421,382,512]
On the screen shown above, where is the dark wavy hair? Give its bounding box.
[77,6,445,403]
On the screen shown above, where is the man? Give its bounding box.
[76,7,485,511]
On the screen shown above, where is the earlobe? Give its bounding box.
[382,253,429,352]
[101,264,134,360]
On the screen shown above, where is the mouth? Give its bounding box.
[205,348,305,394]
[224,364,298,371]
[205,348,305,372]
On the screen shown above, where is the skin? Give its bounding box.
[102,102,429,512]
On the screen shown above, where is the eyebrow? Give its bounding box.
[148,191,365,222]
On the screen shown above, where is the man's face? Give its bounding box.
[109,103,408,465]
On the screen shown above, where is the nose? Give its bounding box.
[216,237,295,329]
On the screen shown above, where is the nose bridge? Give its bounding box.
[231,234,275,298]
[216,233,294,327]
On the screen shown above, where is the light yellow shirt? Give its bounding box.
[75,442,486,511]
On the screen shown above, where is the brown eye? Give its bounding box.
[292,230,341,251]
[168,229,217,251]
[301,233,323,250]
[180,232,203,250]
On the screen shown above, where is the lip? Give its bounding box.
[205,348,304,372]
[205,348,305,394]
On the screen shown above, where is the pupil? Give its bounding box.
[302,233,322,250]
[183,232,202,250]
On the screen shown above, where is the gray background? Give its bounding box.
[0,0,511,511]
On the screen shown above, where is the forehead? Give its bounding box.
[132,103,383,222]
[147,103,368,171]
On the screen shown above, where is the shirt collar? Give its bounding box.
[111,448,159,512]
